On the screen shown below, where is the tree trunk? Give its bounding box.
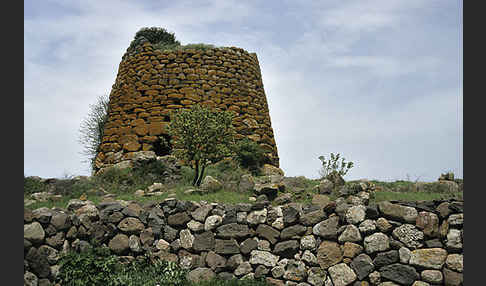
[192,159,199,186]
[196,163,206,187]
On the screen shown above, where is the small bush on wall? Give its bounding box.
[128,27,181,52]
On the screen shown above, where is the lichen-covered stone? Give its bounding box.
[415,211,439,237]
[409,248,447,270]
[24,222,45,244]
[421,270,443,284]
[442,268,463,286]
[313,216,339,239]
[392,224,424,249]
[346,205,367,225]
[283,260,307,282]
[446,229,462,250]
[364,233,389,254]
[338,225,362,243]
[378,202,418,223]
[204,215,223,231]
[250,250,279,267]
[328,263,357,286]
[445,254,463,272]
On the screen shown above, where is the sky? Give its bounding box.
[24,0,463,182]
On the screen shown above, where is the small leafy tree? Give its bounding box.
[167,104,235,186]
[79,94,110,171]
[318,153,354,179]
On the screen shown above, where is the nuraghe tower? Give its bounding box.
[94,41,279,172]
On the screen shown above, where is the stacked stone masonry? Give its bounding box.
[24,192,463,285]
[95,42,279,172]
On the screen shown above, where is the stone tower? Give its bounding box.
[94,41,279,172]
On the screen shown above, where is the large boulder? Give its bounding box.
[117,217,144,234]
[350,253,374,280]
[312,194,331,209]
[380,263,419,286]
[280,224,307,240]
[204,215,223,231]
[364,233,390,254]
[200,176,223,192]
[415,211,439,237]
[409,248,447,270]
[24,222,45,244]
[193,231,215,252]
[392,224,424,249]
[247,208,267,225]
[300,208,326,226]
[317,241,343,269]
[216,223,251,239]
[283,259,307,282]
[274,240,299,258]
[313,216,339,239]
[214,239,240,254]
[256,224,280,244]
[108,234,129,255]
[250,250,279,267]
[318,179,334,194]
[446,254,463,273]
[261,164,285,176]
[191,204,213,222]
[187,267,216,283]
[180,229,195,250]
[338,225,362,243]
[378,202,418,223]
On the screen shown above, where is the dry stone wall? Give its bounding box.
[95,42,279,172]
[24,188,463,285]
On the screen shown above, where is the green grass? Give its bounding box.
[371,190,462,203]
[24,160,254,210]
[153,42,217,52]
[25,160,463,211]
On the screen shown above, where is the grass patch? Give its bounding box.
[371,190,462,203]
[25,159,255,210]
[153,42,217,52]
[25,158,463,211]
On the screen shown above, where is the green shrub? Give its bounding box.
[59,248,189,286]
[113,258,188,286]
[233,138,267,175]
[195,278,270,286]
[318,153,354,179]
[132,160,168,180]
[128,27,181,52]
[24,176,47,194]
[58,247,121,286]
[78,94,110,171]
